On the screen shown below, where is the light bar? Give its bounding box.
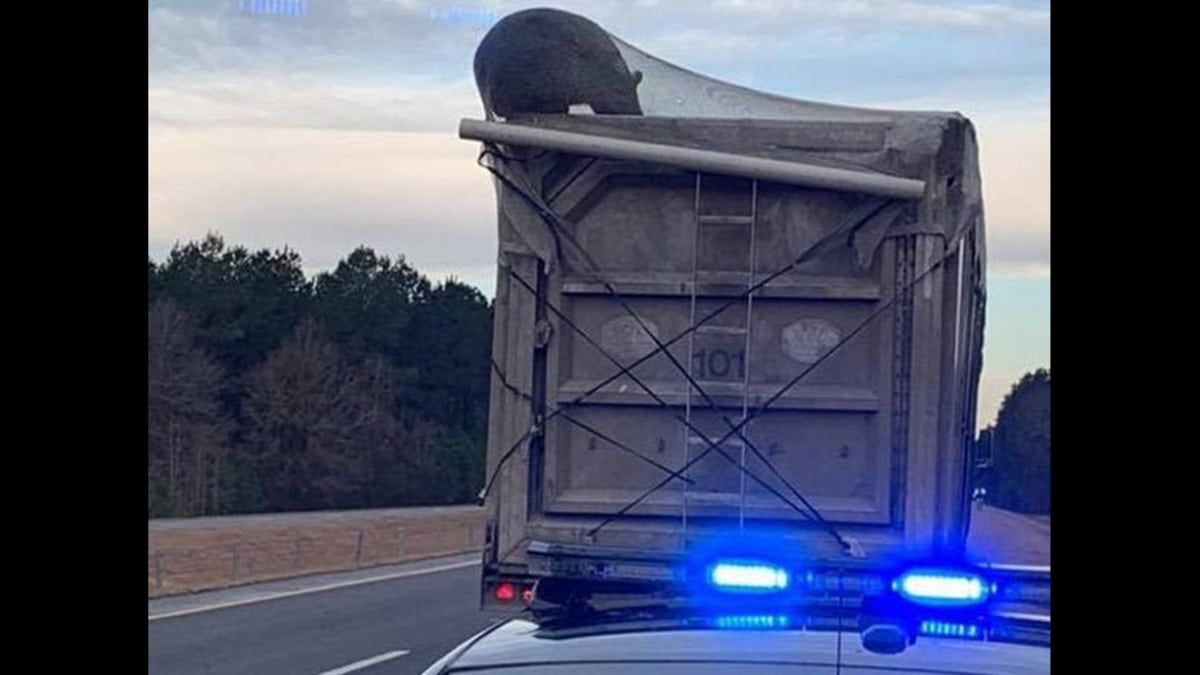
[713,615,791,630]
[708,562,790,592]
[920,620,982,639]
[893,568,993,607]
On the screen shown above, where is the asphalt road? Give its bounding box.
[148,556,505,675]
[148,507,1049,674]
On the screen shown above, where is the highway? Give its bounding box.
[148,506,1049,674]
[148,554,504,675]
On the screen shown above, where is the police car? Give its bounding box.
[421,546,1051,674]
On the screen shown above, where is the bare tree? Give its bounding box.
[147,299,229,516]
[245,319,398,509]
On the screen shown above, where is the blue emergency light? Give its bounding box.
[707,561,791,592]
[712,614,792,629]
[919,620,982,639]
[892,567,993,607]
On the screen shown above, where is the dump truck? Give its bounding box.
[460,8,994,610]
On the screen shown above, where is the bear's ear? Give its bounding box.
[631,69,643,86]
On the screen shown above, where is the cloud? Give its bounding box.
[987,231,1050,278]
[502,1,1050,40]
[149,75,480,133]
[977,113,1050,278]
[703,0,1048,28]
[977,371,1009,428]
[148,117,1049,299]
[149,0,488,82]
[551,0,1049,70]
[148,1,491,133]
[149,1,1048,133]
[148,127,497,282]
[977,365,1049,428]
[149,2,1049,94]
[149,0,1049,288]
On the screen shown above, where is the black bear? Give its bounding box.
[474,8,644,118]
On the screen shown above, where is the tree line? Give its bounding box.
[975,368,1051,515]
[148,234,492,517]
[149,235,1050,519]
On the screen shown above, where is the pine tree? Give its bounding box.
[989,369,1051,514]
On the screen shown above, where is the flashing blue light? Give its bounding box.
[920,620,982,639]
[714,615,791,630]
[893,568,992,607]
[707,562,790,592]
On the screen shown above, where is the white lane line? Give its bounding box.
[318,649,411,675]
[148,559,479,622]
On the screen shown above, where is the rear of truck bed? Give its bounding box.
[466,108,985,594]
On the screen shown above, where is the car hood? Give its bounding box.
[441,619,1049,675]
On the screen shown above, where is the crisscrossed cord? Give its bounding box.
[480,147,885,549]
[585,243,958,538]
[475,148,889,494]
[489,357,692,484]
[474,147,898,517]
[500,265,823,525]
[529,187,864,549]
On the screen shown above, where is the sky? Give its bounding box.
[148,0,1050,428]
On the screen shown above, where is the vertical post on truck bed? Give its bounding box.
[682,173,700,544]
[903,234,946,554]
[937,238,967,555]
[739,180,759,530]
[527,260,550,518]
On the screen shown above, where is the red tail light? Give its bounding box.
[494,582,516,602]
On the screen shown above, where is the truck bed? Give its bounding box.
[472,109,984,572]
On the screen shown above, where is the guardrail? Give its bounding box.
[148,510,485,598]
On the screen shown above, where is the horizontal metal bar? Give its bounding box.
[688,436,746,447]
[698,215,755,226]
[461,118,926,200]
[694,325,749,335]
[560,278,882,300]
[556,380,882,411]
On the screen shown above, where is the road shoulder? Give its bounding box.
[149,552,480,620]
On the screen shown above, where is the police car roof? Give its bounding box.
[432,618,1050,675]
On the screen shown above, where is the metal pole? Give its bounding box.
[459,118,926,200]
[397,529,406,560]
[154,551,164,590]
[355,530,364,568]
[232,543,240,581]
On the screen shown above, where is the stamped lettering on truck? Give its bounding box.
[600,315,661,361]
[782,319,841,364]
